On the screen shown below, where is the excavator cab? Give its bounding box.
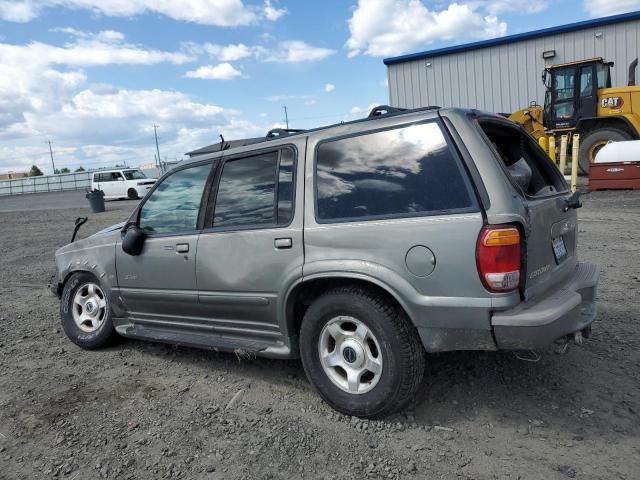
[543,58,613,130]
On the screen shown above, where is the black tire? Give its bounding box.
[127,188,139,200]
[300,286,425,418]
[60,272,118,350]
[578,128,631,175]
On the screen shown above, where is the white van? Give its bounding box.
[91,169,156,200]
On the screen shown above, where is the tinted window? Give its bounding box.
[214,152,278,228]
[277,148,294,225]
[316,122,474,222]
[139,164,210,234]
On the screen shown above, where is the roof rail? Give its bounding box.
[368,105,406,117]
[266,128,306,138]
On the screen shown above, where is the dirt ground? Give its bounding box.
[0,190,639,480]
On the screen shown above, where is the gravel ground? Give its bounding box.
[0,190,639,480]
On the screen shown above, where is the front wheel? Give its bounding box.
[60,272,118,349]
[578,128,631,175]
[127,188,139,200]
[300,286,425,418]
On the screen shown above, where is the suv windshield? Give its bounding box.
[123,170,146,180]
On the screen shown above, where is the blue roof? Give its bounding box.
[383,10,640,65]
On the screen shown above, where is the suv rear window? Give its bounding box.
[315,122,476,222]
[478,120,567,197]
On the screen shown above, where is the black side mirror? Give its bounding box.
[122,225,147,256]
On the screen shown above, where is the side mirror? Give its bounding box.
[122,225,147,256]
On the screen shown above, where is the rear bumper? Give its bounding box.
[492,262,599,350]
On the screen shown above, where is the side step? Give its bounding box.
[116,323,294,359]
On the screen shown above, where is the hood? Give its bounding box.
[91,221,126,237]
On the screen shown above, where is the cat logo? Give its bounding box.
[600,96,624,109]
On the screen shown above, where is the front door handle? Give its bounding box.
[274,238,292,249]
[175,243,189,253]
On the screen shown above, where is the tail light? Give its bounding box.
[476,225,521,292]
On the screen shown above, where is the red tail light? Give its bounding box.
[476,225,521,292]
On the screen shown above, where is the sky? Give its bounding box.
[1,0,639,174]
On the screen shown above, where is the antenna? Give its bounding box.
[153,124,161,169]
[46,140,56,174]
[283,105,289,129]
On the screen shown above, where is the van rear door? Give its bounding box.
[477,118,579,301]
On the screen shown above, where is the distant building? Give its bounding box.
[384,11,640,114]
[0,171,28,180]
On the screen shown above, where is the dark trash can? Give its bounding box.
[86,189,105,213]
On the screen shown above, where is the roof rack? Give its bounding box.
[187,104,443,157]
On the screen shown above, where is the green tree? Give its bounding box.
[59,167,70,173]
[74,166,85,172]
[29,165,43,176]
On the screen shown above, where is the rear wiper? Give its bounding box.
[562,191,582,212]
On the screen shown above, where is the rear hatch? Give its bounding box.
[478,118,578,301]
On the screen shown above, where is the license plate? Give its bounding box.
[552,236,567,263]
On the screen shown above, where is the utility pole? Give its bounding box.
[153,124,161,169]
[283,106,289,129]
[47,140,56,174]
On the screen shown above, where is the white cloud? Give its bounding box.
[584,0,640,16]
[185,63,243,80]
[261,41,335,63]
[0,0,287,26]
[263,0,287,21]
[324,83,335,92]
[346,0,507,57]
[183,42,254,61]
[480,0,548,15]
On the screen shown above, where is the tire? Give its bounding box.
[300,286,425,418]
[60,272,118,350]
[127,188,139,200]
[578,128,631,175]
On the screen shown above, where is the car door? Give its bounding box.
[110,171,126,198]
[577,64,598,120]
[115,161,213,324]
[195,141,305,340]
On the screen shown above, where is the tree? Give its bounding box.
[75,166,85,172]
[59,167,70,173]
[29,165,43,176]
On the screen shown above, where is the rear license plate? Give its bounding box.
[552,236,567,263]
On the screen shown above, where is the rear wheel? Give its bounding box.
[127,188,139,200]
[578,128,631,175]
[300,286,425,418]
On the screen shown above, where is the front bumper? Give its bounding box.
[492,262,599,350]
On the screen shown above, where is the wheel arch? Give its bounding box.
[576,116,640,138]
[284,273,415,342]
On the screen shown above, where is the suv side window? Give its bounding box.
[139,163,211,234]
[212,148,295,229]
[112,172,124,181]
[315,122,475,222]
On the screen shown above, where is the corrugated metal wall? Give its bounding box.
[388,18,640,113]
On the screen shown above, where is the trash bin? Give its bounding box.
[86,189,105,213]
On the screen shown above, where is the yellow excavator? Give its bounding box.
[509,57,640,173]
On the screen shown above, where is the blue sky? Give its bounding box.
[1,0,639,173]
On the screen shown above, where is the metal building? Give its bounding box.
[384,11,640,114]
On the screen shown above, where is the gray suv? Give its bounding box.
[52,106,599,418]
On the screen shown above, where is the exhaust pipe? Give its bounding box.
[628,58,638,86]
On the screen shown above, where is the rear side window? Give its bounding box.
[315,122,476,222]
[213,148,296,229]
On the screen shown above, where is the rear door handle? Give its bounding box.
[274,238,292,249]
[175,243,189,253]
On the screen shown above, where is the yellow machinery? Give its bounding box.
[509,57,640,173]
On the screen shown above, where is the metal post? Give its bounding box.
[558,135,568,175]
[571,134,580,193]
[548,136,557,164]
[47,140,56,174]
[283,106,289,129]
[153,125,161,169]
[538,136,548,154]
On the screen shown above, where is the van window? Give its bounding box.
[315,122,476,222]
[139,163,210,234]
[478,120,567,197]
[123,170,147,180]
